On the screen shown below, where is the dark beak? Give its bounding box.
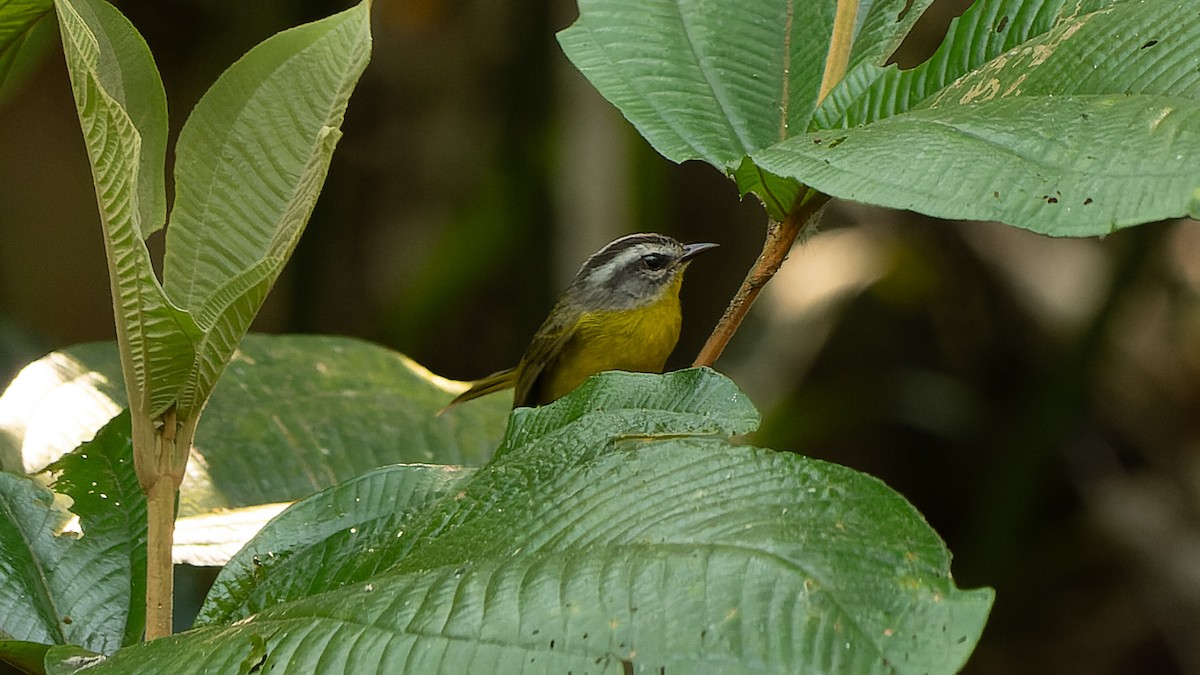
[680,241,719,262]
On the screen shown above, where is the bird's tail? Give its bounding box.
[437,367,518,415]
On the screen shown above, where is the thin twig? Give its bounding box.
[693,193,829,367]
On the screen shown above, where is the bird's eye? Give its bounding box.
[641,253,669,270]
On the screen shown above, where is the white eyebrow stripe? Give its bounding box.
[587,245,653,286]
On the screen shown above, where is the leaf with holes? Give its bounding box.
[0,412,144,655]
[84,370,991,674]
[562,0,1200,233]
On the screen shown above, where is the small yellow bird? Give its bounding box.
[445,232,717,409]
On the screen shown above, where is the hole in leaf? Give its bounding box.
[888,0,975,68]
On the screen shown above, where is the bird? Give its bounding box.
[443,232,717,410]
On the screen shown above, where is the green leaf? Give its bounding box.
[564,0,1200,233]
[558,0,833,168]
[106,370,990,674]
[495,367,759,459]
[843,0,939,76]
[54,0,200,421]
[161,1,372,421]
[813,0,1071,129]
[765,0,1200,233]
[0,412,145,654]
[754,94,1200,235]
[43,645,105,674]
[198,368,756,625]
[0,0,52,88]
[925,1,1200,104]
[194,463,473,627]
[557,0,934,169]
[0,639,51,675]
[730,156,807,221]
[0,335,509,515]
[53,0,166,238]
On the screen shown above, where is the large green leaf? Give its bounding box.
[557,0,932,220]
[92,369,990,674]
[0,412,144,654]
[161,2,371,422]
[562,0,1200,234]
[0,335,509,515]
[55,0,199,421]
[558,0,811,168]
[754,93,1200,235]
[194,463,474,626]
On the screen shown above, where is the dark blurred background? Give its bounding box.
[3,0,1199,672]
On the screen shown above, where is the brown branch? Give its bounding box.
[693,192,830,367]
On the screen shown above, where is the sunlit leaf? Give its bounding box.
[0,335,508,515]
[0,412,144,654]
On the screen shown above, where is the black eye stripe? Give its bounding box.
[641,252,670,270]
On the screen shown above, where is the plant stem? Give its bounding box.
[693,193,829,367]
[141,406,186,640]
[144,474,176,639]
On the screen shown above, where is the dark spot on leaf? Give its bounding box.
[1084,197,1094,205]
[252,555,262,567]
[993,191,1000,199]
[532,629,539,635]
[1141,40,1159,49]
[813,137,822,145]
[582,632,589,639]
[996,15,1009,32]
[62,615,72,625]
[549,639,555,649]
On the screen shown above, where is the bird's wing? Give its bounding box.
[513,301,580,407]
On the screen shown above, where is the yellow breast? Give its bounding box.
[540,278,684,404]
